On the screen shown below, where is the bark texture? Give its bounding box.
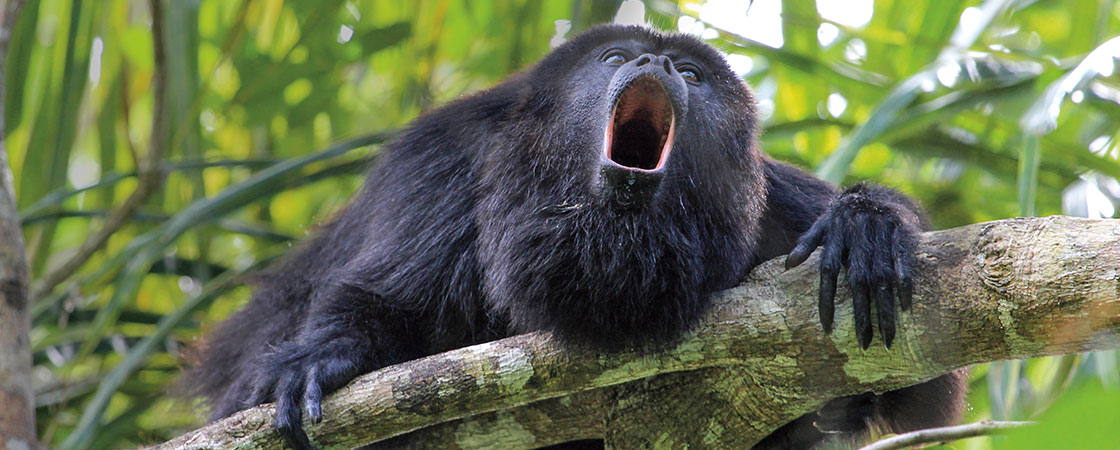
[161,216,1120,449]
[0,1,35,449]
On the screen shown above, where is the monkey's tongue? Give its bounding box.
[606,77,675,171]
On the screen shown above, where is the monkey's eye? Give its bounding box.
[602,51,628,65]
[679,67,701,84]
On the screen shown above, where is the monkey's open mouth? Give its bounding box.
[605,77,675,172]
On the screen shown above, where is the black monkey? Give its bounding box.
[183,25,966,449]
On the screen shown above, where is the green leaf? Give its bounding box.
[62,136,385,429]
[356,21,411,54]
[60,258,267,450]
[3,0,42,134]
[816,0,1016,185]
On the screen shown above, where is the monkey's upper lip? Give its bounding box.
[604,76,675,172]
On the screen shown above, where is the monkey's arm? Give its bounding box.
[259,280,426,450]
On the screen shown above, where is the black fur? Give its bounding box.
[182,25,966,449]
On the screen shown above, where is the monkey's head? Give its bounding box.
[479,25,766,344]
[497,25,764,210]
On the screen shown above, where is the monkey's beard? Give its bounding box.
[482,208,700,345]
[477,183,755,347]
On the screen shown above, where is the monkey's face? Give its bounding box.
[520,26,762,211]
[595,43,691,207]
[601,54,685,174]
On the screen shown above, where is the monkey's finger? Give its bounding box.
[786,214,830,269]
[817,228,843,334]
[304,366,323,424]
[871,222,896,349]
[819,271,837,334]
[274,370,315,450]
[846,219,874,350]
[892,231,915,311]
[304,353,363,424]
[875,282,895,349]
[851,276,872,350]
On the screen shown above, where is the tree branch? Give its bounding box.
[0,0,36,448]
[859,420,1034,450]
[161,216,1120,449]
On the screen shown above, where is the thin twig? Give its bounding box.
[29,0,171,302]
[860,420,1035,450]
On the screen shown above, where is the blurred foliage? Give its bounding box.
[4,0,1120,447]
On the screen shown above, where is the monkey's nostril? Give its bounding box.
[636,55,652,66]
[662,58,672,74]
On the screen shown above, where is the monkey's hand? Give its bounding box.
[255,335,371,450]
[784,183,922,350]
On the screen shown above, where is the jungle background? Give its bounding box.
[4,0,1120,447]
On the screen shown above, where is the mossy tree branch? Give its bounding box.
[161,216,1120,449]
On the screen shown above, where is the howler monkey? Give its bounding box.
[184,25,967,449]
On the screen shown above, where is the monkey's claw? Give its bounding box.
[785,183,918,350]
[263,337,370,450]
